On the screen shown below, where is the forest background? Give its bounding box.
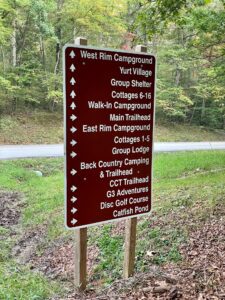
[0,0,225,130]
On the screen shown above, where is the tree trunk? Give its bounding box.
[52,0,64,111]
[54,0,63,76]
[40,35,46,70]
[175,67,181,86]
[201,98,206,123]
[1,47,5,72]
[12,19,17,67]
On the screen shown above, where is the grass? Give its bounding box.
[0,151,225,295]
[0,262,61,300]
[0,112,63,145]
[0,159,66,300]
[154,150,225,179]
[155,122,225,142]
[0,111,225,144]
[93,225,124,283]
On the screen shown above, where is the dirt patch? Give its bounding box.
[0,190,24,228]
[51,268,181,300]
[175,216,225,299]
[12,226,46,264]
[50,203,225,300]
[111,220,125,236]
[51,216,225,299]
[0,190,46,264]
[31,240,100,281]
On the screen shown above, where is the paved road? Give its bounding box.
[0,142,225,160]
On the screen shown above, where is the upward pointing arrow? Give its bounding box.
[69,50,76,58]
[70,77,76,85]
[70,91,76,98]
[70,102,76,110]
[70,64,76,72]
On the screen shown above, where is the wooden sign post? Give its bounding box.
[123,45,148,279]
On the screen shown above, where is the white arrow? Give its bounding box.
[70,126,77,133]
[70,102,76,110]
[70,114,77,121]
[70,169,77,176]
[71,196,77,203]
[70,140,77,146]
[69,50,76,58]
[70,152,77,158]
[71,186,77,192]
[70,77,76,85]
[71,207,77,214]
[70,64,76,72]
[70,91,76,98]
[71,218,77,225]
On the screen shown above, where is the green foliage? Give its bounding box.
[0,0,127,114]
[130,0,225,128]
[0,152,225,288]
[157,84,193,121]
[94,225,123,282]
[0,262,62,300]
[0,0,225,129]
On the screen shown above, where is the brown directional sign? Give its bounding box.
[63,45,156,229]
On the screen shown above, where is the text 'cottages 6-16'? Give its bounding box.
[63,45,156,229]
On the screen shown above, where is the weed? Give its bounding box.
[93,225,123,283]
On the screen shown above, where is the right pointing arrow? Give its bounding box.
[71,207,77,214]
[70,152,77,158]
[70,169,77,176]
[70,127,77,133]
[70,140,77,146]
[71,218,77,225]
[71,196,77,203]
[70,114,77,121]
[71,186,77,192]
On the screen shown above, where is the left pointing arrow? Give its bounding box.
[70,50,76,58]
